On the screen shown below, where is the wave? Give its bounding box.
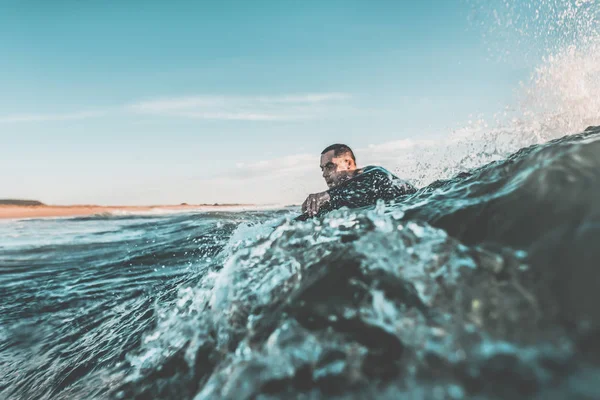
[108,127,600,400]
[2,130,598,399]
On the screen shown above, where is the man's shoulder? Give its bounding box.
[361,165,416,190]
[360,165,398,178]
[360,165,389,174]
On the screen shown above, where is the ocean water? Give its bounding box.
[3,1,600,399]
[2,127,600,400]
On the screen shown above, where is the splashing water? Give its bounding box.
[396,0,600,189]
[491,0,600,136]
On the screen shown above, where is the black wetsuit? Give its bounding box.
[296,166,417,221]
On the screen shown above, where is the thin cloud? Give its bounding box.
[365,138,437,153]
[216,136,442,186]
[236,140,419,181]
[254,93,351,104]
[127,93,352,121]
[168,111,286,121]
[1,93,352,124]
[0,111,105,123]
[231,153,315,179]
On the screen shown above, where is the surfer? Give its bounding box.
[299,144,416,219]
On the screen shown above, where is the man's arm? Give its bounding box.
[302,191,331,217]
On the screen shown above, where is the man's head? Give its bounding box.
[320,144,357,188]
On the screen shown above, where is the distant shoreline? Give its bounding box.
[0,203,258,220]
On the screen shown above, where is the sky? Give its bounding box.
[0,0,534,205]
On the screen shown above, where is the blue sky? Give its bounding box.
[0,0,533,205]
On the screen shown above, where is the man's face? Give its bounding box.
[320,150,356,188]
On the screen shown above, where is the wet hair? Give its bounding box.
[321,144,356,163]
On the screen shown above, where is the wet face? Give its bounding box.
[320,150,357,188]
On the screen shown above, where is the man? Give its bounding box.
[300,144,417,218]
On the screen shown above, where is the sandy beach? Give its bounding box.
[0,204,254,220]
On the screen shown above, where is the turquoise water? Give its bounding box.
[1,128,600,399]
